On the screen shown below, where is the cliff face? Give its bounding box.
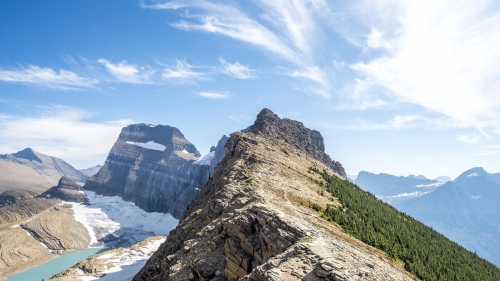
[84,124,211,219]
[133,109,412,281]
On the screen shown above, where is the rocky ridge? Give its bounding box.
[133,109,414,281]
[249,109,346,179]
[84,124,211,219]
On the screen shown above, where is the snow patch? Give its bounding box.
[11,224,19,228]
[415,182,444,188]
[195,151,215,165]
[68,191,178,247]
[125,141,166,151]
[471,195,481,199]
[181,149,189,154]
[468,172,479,177]
[24,230,31,236]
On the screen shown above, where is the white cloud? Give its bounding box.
[197,92,229,99]
[0,65,98,90]
[161,59,207,83]
[219,58,254,79]
[97,59,154,84]
[0,106,132,168]
[366,27,392,50]
[350,0,500,136]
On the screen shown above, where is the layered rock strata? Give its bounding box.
[133,109,414,281]
[22,204,91,252]
[84,124,211,219]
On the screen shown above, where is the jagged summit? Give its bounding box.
[249,108,346,178]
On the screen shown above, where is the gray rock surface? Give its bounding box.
[83,124,211,219]
[249,109,346,178]
[210,135,229,175]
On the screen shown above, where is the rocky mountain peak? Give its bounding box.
[11,147,43,163]
[249,108,346,178]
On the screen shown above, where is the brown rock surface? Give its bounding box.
[133,109,416,281]
[23,204,91,252]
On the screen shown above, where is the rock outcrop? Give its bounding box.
[22,204,91,252]
[0,148,87,193]
[84,124,211,219]
[0,191,56,225]
[249,109,346,178]
[41,176,86,203]
[133,109,413,281]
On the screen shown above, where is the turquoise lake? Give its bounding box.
[6,247,104,281]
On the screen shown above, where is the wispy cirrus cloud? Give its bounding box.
[97,58,155,84]
[350,0,500,136]
[0,105,133,167]
[196,92,229,99]
[141,0,335,96]
[0,65,98,90]
[161,59,207,83]
[219,58,255,79]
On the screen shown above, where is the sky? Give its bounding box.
[1,0,500,179]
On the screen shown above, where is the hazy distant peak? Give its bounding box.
[434,176,452,182]
[456,167,488,180]
[11,147,43,163]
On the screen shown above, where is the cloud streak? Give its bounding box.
[197,92,229,99]
[142,0,335,96]
[0,65,98,90]
[98,59,155,84]
[219,58,255,79]
[161,59,207,84]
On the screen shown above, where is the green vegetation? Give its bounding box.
[308,166,500,281]
[246,177,254,184]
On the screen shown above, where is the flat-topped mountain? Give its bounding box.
[0,148,86,194]
[84,123,220,219]
[134,109,500,281]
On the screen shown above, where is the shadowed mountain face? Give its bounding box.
[41,176,86,203]
[395,167,500,266]
[84,124,213,219]
[0,148,87,193]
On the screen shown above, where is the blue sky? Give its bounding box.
[1,0,500,179]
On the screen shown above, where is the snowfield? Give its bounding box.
[125,141,166,151]
[68,191,178,247]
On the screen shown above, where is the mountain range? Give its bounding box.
[355,168,500,266]
[2,109,500,281]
